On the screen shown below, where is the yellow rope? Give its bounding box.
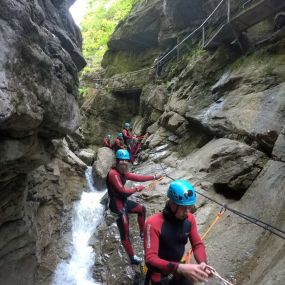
[182,208,226,264]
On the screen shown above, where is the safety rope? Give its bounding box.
[182,207,226,264]
[207,266,235,285]
[146,177,164,192]
[153,151,285,240]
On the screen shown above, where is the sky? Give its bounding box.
[69,0,89,27]
[69,0,118,26]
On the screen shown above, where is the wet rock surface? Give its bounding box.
[84,2,285,284]
[0,0,85,284]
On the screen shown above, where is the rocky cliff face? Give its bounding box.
[83,0,285,284]
[0,0,86,284]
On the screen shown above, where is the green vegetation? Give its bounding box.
[81,0,141,72]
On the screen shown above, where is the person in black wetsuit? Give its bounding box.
[144,180,211,285]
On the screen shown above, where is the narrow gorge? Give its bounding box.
[0,0,284,285]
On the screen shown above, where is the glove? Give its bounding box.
[136,186,145,192]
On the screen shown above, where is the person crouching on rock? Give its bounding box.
[103,134,112,149]
[144,180,211,284]
[106,149,162,265]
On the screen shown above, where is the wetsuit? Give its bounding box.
[122,128,133,146]
[107,168,155,257]
[144,203,207,285]
[113,137,125,152]
[103,138,112,149]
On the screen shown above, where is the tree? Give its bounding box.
[81,0,141,69]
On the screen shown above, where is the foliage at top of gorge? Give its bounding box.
[81,0,141,74]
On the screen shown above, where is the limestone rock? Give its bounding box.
[272,125,285,161]
[203,160,285,285]
[81,89,141,146]
[107,0,162,51]
[188,82,285,152]
[92,147,115,190]
[180,138,267,198]
[0,0,85,187]
[53,139,87,173]
[159,111,189,136]
[77,148,96,165]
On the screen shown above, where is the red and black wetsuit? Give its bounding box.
[113,137,125,152]
[106,168,154,257]
[103,138,112,149]
[144,204,207,285]
[122,128,133,146]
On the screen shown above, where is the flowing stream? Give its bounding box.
[53,167,106,285]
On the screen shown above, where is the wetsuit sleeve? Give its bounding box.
[122,129,133,139]
[114,139,124,149]
[125,172,154,182]
[188,214,207,263]
[108,170,137,197]
[144,217,179,274]
[103,139,112,148]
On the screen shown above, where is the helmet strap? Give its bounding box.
[174,204,179,215]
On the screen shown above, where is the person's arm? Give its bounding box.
[188,214,207,263]
[114,139,123,149]
[125,172,156,182]
[144,217,179,274]
[122,129,133,139]
[108,170,139,197]
[176,215,209,282]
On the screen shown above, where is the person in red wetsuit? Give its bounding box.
[107,149,162,265]
[113,132,125,152]
[144,180,211,285]
[122,122,133,147]
[103,134,112,149]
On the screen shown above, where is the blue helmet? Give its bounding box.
[124,122,131,129]
[118,132,123,138]
[167,180,196,206]
[116,149,130,160]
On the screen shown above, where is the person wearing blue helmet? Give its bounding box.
[144,180,211,284]
[107,149,162,265]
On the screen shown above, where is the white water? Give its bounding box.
[53,167,106,285]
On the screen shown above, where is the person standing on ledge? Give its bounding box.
[144,180,211,284]
[107,149,162,265]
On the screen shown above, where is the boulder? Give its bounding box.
[77,148,96,165]
[92,147,115,190]
[180,138,267,199]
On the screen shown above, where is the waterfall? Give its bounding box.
[53,167,106,285]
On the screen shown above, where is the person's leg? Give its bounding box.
[116,212,134,257]
[126,200,146,238]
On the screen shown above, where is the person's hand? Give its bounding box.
[136,186,145,192]
[154,174,163,180]
[177,263,209,282]
[200,262,214,276]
